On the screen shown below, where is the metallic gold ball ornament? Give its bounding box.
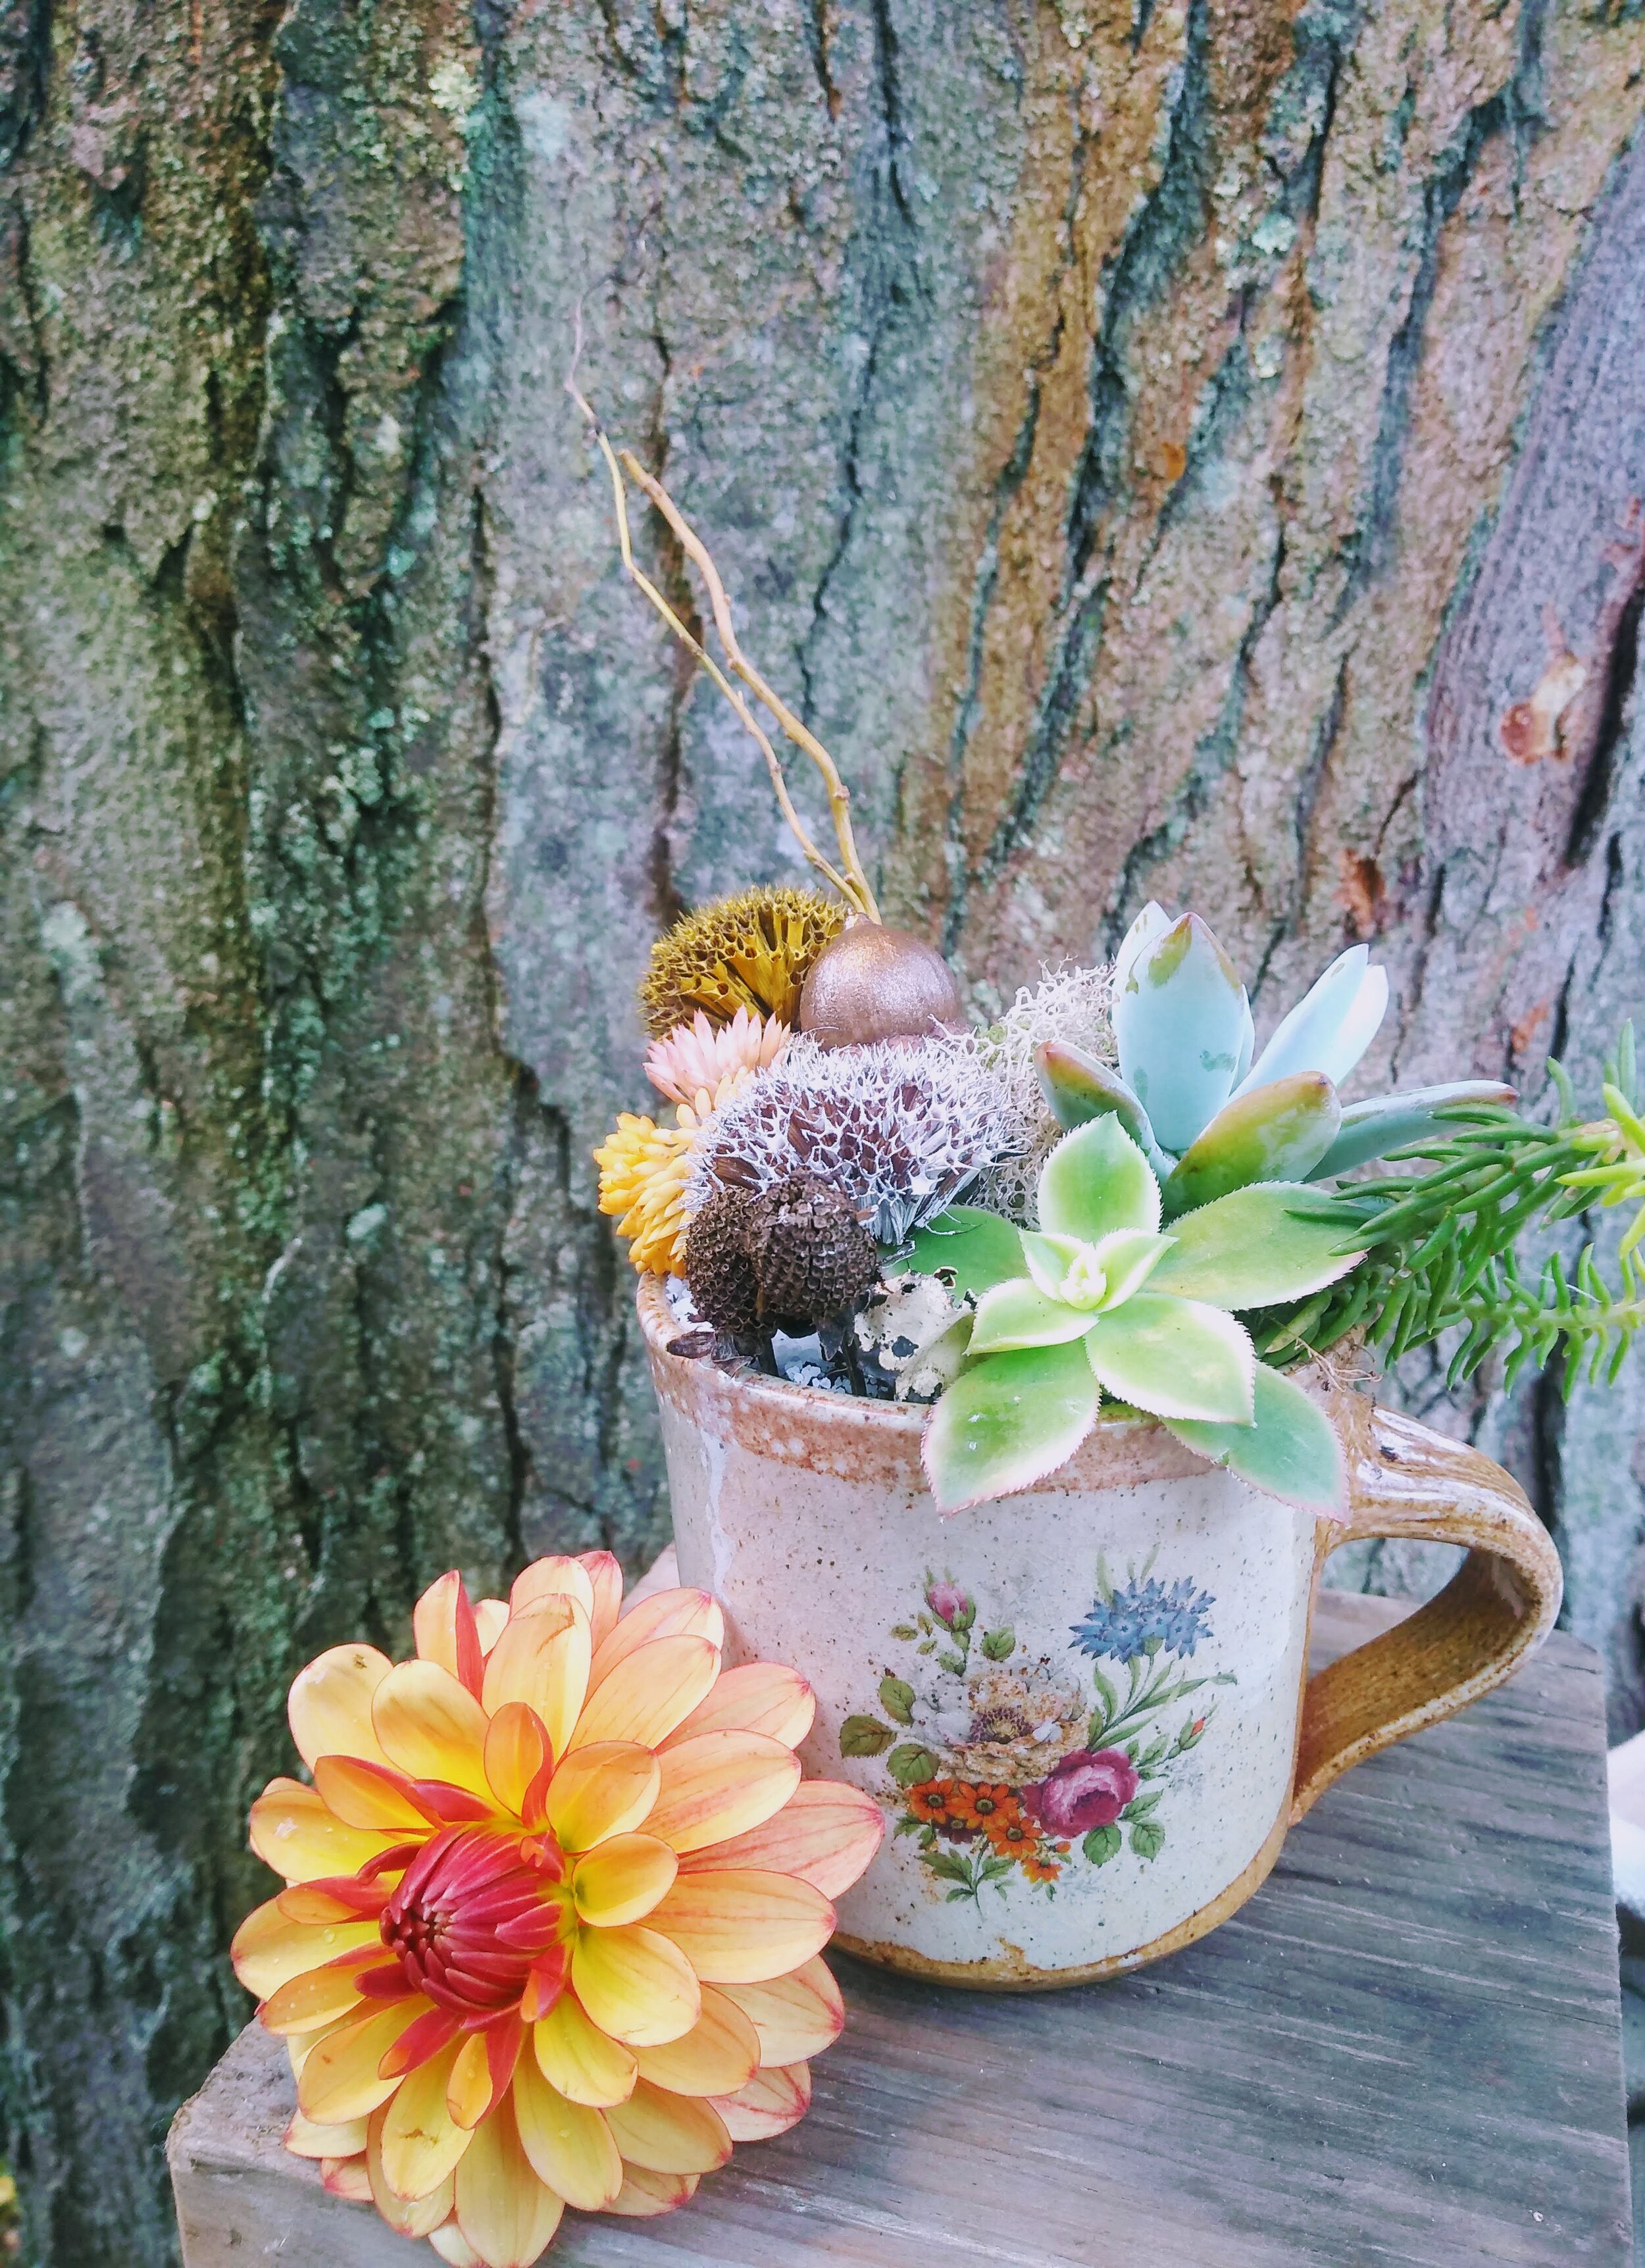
[796,922,963,1049]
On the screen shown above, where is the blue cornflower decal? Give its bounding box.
[1071,1575,1215,1664]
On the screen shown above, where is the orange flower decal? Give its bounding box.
[947,1782,1017,1834]
[232,1555,883,2266]
[905,1779,957,1826]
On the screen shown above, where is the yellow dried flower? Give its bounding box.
[639,888,846,1038]
[594,1107,705,1275]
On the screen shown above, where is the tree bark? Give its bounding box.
[0,1,1642,2259]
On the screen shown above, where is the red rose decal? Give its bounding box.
[1024,1748,1139,1836]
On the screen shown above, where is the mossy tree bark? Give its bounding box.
[0,1,1642,2259]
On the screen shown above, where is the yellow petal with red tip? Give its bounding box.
[603,2166,699,2218]
[312,1755,430,1832]
[378,2041,471,2200]
[647,1732,800,1855]
[232,1896,377,1998]
[430,2224,483,2267]
[566,1636,720,1755]
[260,1946,382,2034]
[286,2011,353,2082]
[447,2032,497,2130]
[662,1661,815,1751]
[483,1702,552,1819]
[288,1644,393,1771]
[544,1743,658,1852]
[576,1551,624,1650]
[570,1835,678,1928]
[719,1957,843,2065]
[249,1778,409,1885]
[284,2109,367,2160]
[532,1997,636,2107]
[586,1588,723,1695]
[602,2080,731,2175]
[475,1600,509,1654]
[297,2001,425,2123]
[413,1573,484,1692]
[650,1869,834,1984]
[371,1661,492,1798]
[322,2154,373,2202]
[678,1780,885,1897]
[369,2102,457,2235]
[511,2050,623,2210]
[570,1925,700,2048]
[453,2094,565,2268]
[630,1987,760,2098]
[710,2060,811,2140]
[482,1598,590,1760]
[510,1555,595,1623]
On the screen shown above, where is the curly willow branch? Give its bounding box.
[565,365,880,922]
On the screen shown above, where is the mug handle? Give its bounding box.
[1290,1397,1564,1821]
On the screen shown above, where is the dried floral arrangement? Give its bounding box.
[585,393,1644,1523]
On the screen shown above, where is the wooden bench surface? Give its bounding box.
[169,1592,1630,2267]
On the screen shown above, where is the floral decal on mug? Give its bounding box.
[840,1561,1235,1901]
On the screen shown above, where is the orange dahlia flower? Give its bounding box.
[232,1554,883,2266]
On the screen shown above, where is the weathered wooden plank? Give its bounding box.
[169,1592,1629,2266]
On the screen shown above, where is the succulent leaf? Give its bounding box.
[1111,913,1251,1153]
[1164,1361,1348,1517]
[1083,1295,1255,1424]
[1113,901,1173,994]
[1038,1119,1162,1245]
[1087,1228,1176,1309]
[969,1277,1097,1353]
[1162,1073,1341,1217]
[1309,1082,1517,1180]
[1034,1042,1169,1172]
[921,1344,1100,1514]
[1234,945,1388,1099]
[907,1206,1025,1299]
[1148,1184,1365,1311]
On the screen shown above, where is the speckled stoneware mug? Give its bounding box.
[639,1279,1561,1989]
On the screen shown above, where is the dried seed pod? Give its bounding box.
[745,1177,880,1332]
[682,1184,761,1337]
[797,922,963,1049]
[641,887,846,1037]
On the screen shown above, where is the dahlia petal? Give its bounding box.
[482,1702,552,1820]
[297,2000,425,2123]
[575,1551,624,1651]
[519,1947,569,2025]
[601,2080,731,2175]
[647,1731,800,1856]
[284,2109,367,2161]
[320,2153,374,2202]
[447,2031,495,2132]
[482,1599,590,1762]
[570,1835,678,1928]
[288,1644,393,1772]
[278,1876,393,1924]
[677,1780,886,1897]
[719,1957,844,2065]
[511,2052,624,2211]
[372,1661,493,1798]
[259,1945,383,2035]
[474,1600,510,1655]
[709,2059,811,2140]
[601,2165,699,2218]
[378,2042,473,2201]
[368,2109,457,2236]
[453,2093,565,2268]
[509,1555,596,1624]
[570,1925,700,2049]
[630,1986,761,2098]
[587,1588,724,1697]
[649,1869,834,1984]
[567,1636,721,1755]
[414,1573,487,1700]
[661,1661,816,1751]
[249,1778,410,1886]
[532,1997,637,2108]
[232,1896,380,2000]
[381,2003,461,2080]
[285,2011,355,2082]
[430,2223,484,2267]
[405,1780,498,1825]
[544,1742,659,1852]
[311,1755,433,1832]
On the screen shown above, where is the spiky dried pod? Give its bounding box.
[682,1182,762,1336]
[744,1177,880,1332]
[640,887,848,1037]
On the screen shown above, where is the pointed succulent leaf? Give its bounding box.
[1234,945,1388,1099]
[969,1278,1094,1353]
[1038,1119,1162,1246]
[1019,1230,1090,1303]
[1113,901,1173,994]
[1112,913,1251,1153]
[1148,1184,1365,1310]
[907,1207,1025,1300]
[1082,1295,1255,1424]
[922,1344,1100,1515]
[1309,1082,1517,1179]
[1232,990,1255,1088]
[1165,1361,1347,1517]
[1088,1228,1175,1309]
[1034,1042,1169,1171]
[1162,1074,1341,1217]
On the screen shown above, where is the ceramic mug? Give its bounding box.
[640,1280,1562,1989]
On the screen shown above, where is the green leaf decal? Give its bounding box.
[1129,1819,1166,1861]
[921,1343,1100,1513]
[1083,1295,1255,1423]
[886,1743,942,1788]
[980,1626,1015,1661]
[1082,1825,1123,1866]
[839,1715,896,1757]
[907,1207,1026,1299]
[878,1676,915,1726]
[1165,1359,1348,1516]
[1148,1182,1365,1310]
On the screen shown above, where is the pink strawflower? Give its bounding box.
[645,1007,789,1109]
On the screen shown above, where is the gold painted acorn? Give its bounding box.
[796,923,963,1049]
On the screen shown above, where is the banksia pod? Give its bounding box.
[639,888,846,1038]
[682,1184,761,1337]
[744,1178,880,1332]
[233,1557,884,2267]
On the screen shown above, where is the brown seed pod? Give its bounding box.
[797,922,963,1049]
[682,1184,761,1338]
[744,1176,880,1332]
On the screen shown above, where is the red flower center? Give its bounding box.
[380,1826,569,2017]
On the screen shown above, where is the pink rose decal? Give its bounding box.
[1024,1748,1140,1836]
[924,1576,973,1630]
